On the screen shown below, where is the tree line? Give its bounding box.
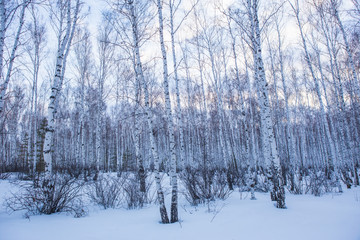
[0,0,359,223]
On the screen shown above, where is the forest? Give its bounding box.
[0,0,359,236]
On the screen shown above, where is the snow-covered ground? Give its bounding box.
[0,179,359,240]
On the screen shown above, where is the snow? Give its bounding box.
[0,179,359,240]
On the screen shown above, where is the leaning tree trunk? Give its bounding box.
[249,0,285,208]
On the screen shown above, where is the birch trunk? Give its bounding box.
[249,0,285,208]
[183,46,194,166]
[28,58,39,173]
[0,1,28,114]
[156,0,178,223]
[329,1,360,185]
[275,21,297,190]
[227,18,250,166]
[323,19,354,168]
[128,0,169,223]
[221,49,235,166]
[0,0,5,85]
[290,0,342,192]
[95,87,102,176]
[43,0,79,177]
[33,75,38,174]
[194,8,210,164]
[169,0,185,170]
[204,35,227,167]
[331,0,360,99]
[240,35,258,199]
[132,54,145,192]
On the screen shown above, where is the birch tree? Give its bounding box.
[94,17,114,178]
[74,27,92,173]
[169,0,188,170]
[26,3,46,174]
[246,0,286,208]
[0,0,30,114]
[329,0,360,99]
[112,0,170,223]
[274,13,297,191]
[156,0,178,223]
[289,0,342,192]
[43,0,80,177]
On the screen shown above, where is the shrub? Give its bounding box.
[6,175,86,218]
[180,166,232,205]
[123,172,152,209]
[87,175,125,209]
[0,172,11,180]
[286,170,304,195]
[304,168,334,196]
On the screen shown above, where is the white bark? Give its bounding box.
[249,0,280,168]
[27,8,42,173]
[43,0,80,177]
[182,46,195,166]
[240,36,258,169]
[95,82,102,174]
[0,0,5,82]
[128,0,169,223]
[156,0,178,223]
[248,0,285,208]
[0,1,28,114]
[219,48,235,168]
[290,0,342,191]
[330,0,360,98]
[194,8,210,163]
[202,29,227,166]
[227,17,250,166]
[169,0,185,170]
[275,21,297,169]
[74,29,91,170]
